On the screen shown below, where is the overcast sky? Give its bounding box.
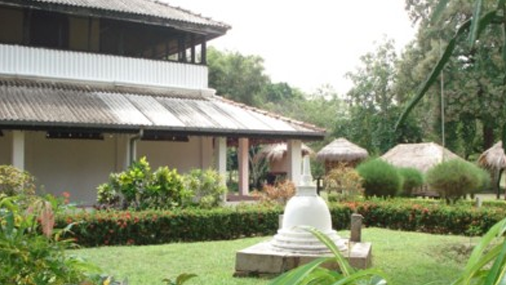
[168,0,417,95]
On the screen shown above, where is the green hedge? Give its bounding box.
[58,200,506,247]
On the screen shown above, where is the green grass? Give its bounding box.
[72,228,479,285]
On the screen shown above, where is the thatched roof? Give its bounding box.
[478,141,506,170]
[380,142,462,173]
[316,138,369,162]
[256,143,313,162]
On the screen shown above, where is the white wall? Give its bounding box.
[137,136,214,173]
[0,132,215,205]
[25,132,116,205]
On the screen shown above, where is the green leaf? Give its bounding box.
[330,268,388,285]
[269,257,332,285]
[484,239,506,284]
[175,273,197,285]
[468,0,483,46]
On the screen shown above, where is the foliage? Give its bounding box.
[269,226,387,285]
[398,167,424,196]
[397,0,506,153]
[0,195,101,284]
[183,168,227,209]
[0,165,36,196]
[254,179,296,205]
[323,164,364,201]
[57,204,283,247]
[426,159,484,203]
[96,157,189,210]
[207,47,270,107]
[58,198,506,247]
[356,159,402,198]
[338,38,423,154]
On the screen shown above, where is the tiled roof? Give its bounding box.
[2,0,230,30]
[0,79,325,140]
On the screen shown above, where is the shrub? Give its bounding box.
[254,179,296,205]
[0,195,101,284]
[426,159,484,204]
[0,165,36,196]
[96,157,188,210]
[356,159,402,198]
[472,167,491,197]
[398,167,424,196]
[323,163,364,201]
[183,168,226,209]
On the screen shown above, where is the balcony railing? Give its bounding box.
[0,44,208,89]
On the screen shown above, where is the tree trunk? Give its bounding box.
[483,123,494,150]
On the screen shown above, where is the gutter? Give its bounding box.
[128,129,144,166]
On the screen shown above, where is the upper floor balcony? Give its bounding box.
[0,44,208,90]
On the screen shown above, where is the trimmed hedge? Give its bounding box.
[58,200,506,247]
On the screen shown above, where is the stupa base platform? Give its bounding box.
[234,239,372,277]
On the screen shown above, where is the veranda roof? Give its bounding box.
[0,78,325,140]
[316,138,368,162]
[1,0,230,38]
[381,142,462,173]
[478,141,506,170]
[256,143,314,162]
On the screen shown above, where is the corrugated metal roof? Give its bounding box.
[4,0,230,30]
[0,79,325,140]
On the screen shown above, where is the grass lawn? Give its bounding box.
[73,228,479,285]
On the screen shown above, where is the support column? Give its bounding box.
[238,138,249,196]
[216,137,227,201]
[287,139,302,186]
[12,131,25,170]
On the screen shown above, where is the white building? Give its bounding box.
[0,0,325,205]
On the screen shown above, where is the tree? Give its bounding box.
[338,38,422,154]
[207,47,270,107]
[397,0,506,155]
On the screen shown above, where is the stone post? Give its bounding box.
[350,213,363,242]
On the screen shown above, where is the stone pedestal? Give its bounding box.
[235,240,372,277]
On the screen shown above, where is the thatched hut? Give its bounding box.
[256,143,313,182]
[478,141,506,198]
[316,138,369,173]
[380,142,462,173]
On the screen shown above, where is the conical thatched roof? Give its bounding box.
[256,143,313,162]
[478,141,506,170]
[316,138,369,162]
[381,142,462,173]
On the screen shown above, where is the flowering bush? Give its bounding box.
[324,163,364,201]
[254,179,296,205]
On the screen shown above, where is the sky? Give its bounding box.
[167,0,417,95]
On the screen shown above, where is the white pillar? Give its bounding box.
[12,131,25,170]
[238,138,249,196]
[216,137,227,201]
[287,139,302,186]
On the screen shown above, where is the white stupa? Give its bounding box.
[270,156,347,253]
[235,156,371,276]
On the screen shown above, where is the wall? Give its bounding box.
[0,131,12,165]
[137,136,214,173]
[0,133,215,205]
[0,6,23,44]
[25,132,116,205]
